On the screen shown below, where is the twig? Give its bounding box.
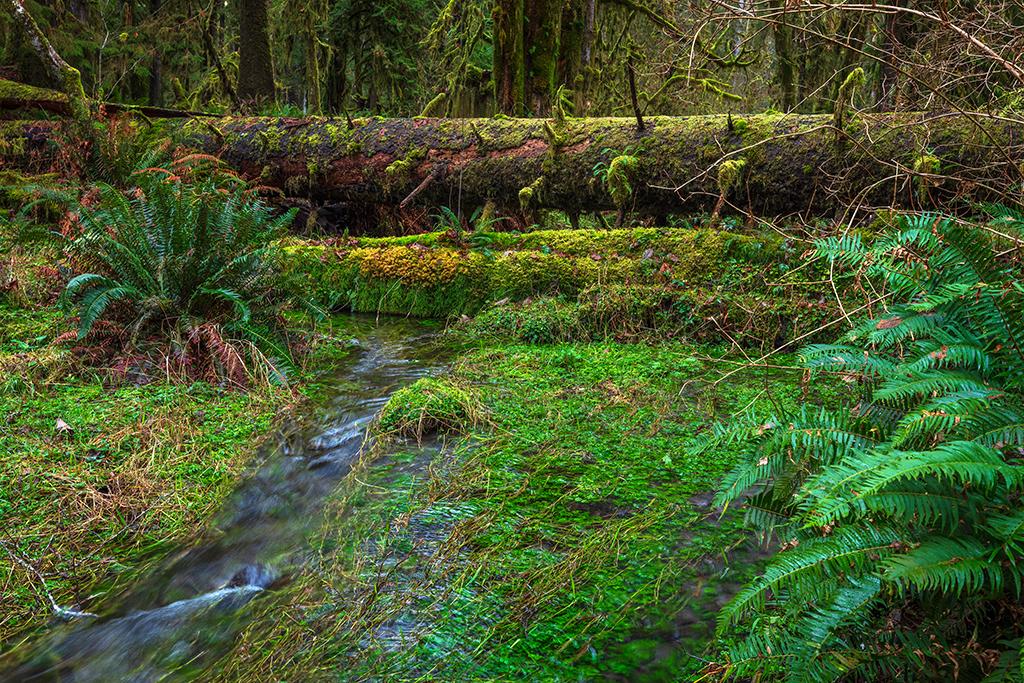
[400,165,445,210]
[1,539,98,620]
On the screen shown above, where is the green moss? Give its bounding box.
[384,146,428,185]
[519,176,544,209]
[282,224,836,345]
[607,155,639,207]
[834,67,866,131]
[258,125,285,153]
[418,91,447,118]
[385,158,414,177]
[222,340,848,680]
[377,377,476,438]
[913,154,941,174]
[716,158,747,195]
[0,293,372,639]
[0,77,67,103]
[912,153,942,200]
[461,298,582,344]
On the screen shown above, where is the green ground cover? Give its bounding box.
[1,213,846,675]
[0,292,361,642]
[212,339,844,681]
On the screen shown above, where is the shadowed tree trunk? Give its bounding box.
[493,0,582,116]
[238,0,274,106]
[770,0,795,112]
[492,0,525,114]
[148,0,163,106]
[522,0,563,116]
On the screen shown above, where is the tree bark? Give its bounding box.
[237,0,274,106]
[769,0,795,112]
[523,0,564,116]
[3,111,1022,221]
[492,0,525,114]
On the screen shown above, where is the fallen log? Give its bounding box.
[2,104,1022,219]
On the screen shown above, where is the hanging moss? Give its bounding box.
[519,177,544,210]
[717,158,747,195]
[553,84,574,124]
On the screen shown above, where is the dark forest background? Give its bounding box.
[4,0,1023,118]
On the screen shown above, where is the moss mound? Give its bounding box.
[283,224,839,347]
[461,298,582,344]
[377,377,476,438]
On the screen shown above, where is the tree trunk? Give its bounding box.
[4,112,1022,222]
[523,0,564,116]
[492,0,525,114]
[237,0,274,106]
[185,113,1024,218]
[770,0,795,112]
[492,0,572,116]
[148,0,163,107]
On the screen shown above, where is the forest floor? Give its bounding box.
[211,338,842,680]
[1,219,843,678]
[0,248,362,641]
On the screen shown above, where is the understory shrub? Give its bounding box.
[60,173,304,385]
[697,209,1024,681]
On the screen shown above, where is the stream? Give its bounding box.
[2,317,445,682]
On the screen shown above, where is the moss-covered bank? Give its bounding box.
[286,225,835,347]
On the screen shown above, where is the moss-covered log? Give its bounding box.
[3,110,1022,217]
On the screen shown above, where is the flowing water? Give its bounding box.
[2,317,445,682]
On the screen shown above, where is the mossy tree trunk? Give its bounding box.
[492,0,526,114]
[770,0,795,112]
[183,113,1023,221]
[492,0,582,116]
[238,0,275,107]
[522,0,563,116]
